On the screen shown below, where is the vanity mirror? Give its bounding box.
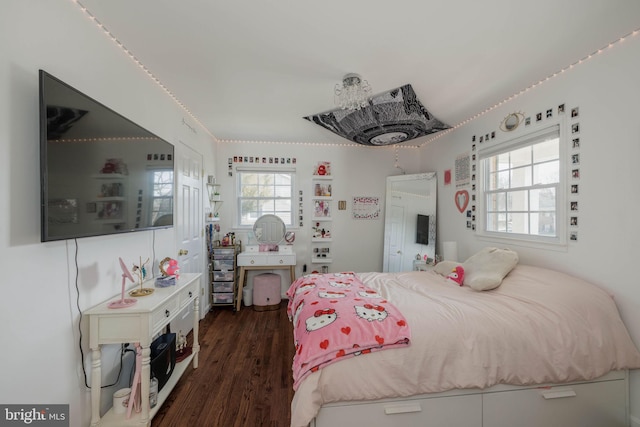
[253,214,286,245]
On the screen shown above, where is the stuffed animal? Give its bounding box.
[160,257,180,278]
[166,259,180,278]
[447,265,465,286]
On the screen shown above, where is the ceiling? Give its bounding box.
[79,0,640,146]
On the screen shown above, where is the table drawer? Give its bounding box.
[270,254,295,265]
[178,284,196,309]
[237,253,268,266]
[152,298,180,331]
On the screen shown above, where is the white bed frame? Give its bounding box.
[311,370,629,427]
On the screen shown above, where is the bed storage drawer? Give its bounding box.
[483,378,627,427]
[313,393,481,427]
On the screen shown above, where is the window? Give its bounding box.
[150,169,174,225]
[478,125,564,244]
[237,170,294,227]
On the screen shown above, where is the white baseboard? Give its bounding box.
[631,415,640,427]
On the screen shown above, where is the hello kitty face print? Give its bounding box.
[296,282,316,294]
[333,272,355,278]
[357,290,382,298]
[293,300,304,326]
[305,308,338,332]
[329,280,351,288]
[354,304,388,322]
[318,291,346,298]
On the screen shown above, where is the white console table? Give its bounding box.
[85,273,201,426]
[236,252,296,311]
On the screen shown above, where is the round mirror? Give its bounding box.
[500,112,524,132]
[253,214,286,245]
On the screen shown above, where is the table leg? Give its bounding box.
[90,347,101,426]
[236,266,246,311]
[193,295,200,368]
[140,345,151,424]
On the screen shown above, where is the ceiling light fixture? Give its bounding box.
[334,73,372,111]
[308,84,450,146]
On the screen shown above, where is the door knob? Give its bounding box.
[179,249,189,256]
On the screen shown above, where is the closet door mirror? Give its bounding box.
[383,173,437,272]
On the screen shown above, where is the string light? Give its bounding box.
[421,27,640,146]
[72,0,217,141]
[49,136,160,143]
[217,139,422,149]
[72,1,639,149]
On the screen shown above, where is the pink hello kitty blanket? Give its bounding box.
[286,272,411,390]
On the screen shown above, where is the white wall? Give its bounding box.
[214,142,422,288]
[420,35,640,421]
[0,2,216,426]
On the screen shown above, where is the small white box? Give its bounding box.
[278,245,293,254]
[245,245,259,252]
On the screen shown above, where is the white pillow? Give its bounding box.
[433,260,462,277]
[462,247,519,291]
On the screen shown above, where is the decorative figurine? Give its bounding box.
[159,257,180,278]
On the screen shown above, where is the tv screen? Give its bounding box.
[416,214,429,245]
[39,70,175,242]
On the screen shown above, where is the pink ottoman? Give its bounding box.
[252,273,281,311]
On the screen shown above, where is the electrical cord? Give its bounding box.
[74,238,129,389]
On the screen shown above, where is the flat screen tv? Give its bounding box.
[39,70,175,242]
[416,214,429,245]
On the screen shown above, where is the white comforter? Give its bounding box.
[290,265,640,427]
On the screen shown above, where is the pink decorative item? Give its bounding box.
[455,190,469,213]
[166,259,180,278]
[447,266,465,286]
[108,257,137,309]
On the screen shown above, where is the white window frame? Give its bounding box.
[476,122,567,249]
[235,167,296,228]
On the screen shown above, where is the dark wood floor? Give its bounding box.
[152,302,295,427]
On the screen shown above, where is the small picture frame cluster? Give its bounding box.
[232,156,296,164]
[299,190,304,227]
[146,153,172,161]
[569,105,580,242]
[467,141,477,231]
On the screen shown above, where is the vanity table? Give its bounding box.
[235,214,296,311]
[236,252,296,311]
[85,273,201,426]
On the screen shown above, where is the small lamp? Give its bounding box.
[442,241,458,262]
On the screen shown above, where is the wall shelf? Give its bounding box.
[311,172,333,273]
[312,237,332,243]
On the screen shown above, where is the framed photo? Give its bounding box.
[352,196,380,220]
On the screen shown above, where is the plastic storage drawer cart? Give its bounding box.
[211,246,238,309]
[252,273,281,311]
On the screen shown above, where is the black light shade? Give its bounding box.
[305,84,450,146]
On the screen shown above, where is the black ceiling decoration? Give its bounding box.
[304,84,450,146]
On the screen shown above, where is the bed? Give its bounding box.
[287,259,640,427]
